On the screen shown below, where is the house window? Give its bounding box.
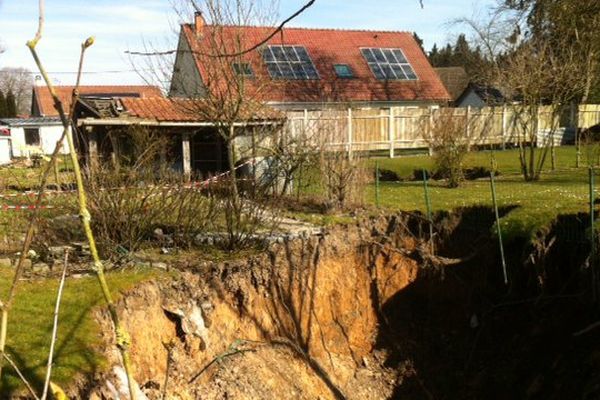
[261,45,319,80]
[24,128,40,146]
[360,48,417,81]
[334,64,354,79]
[232,62,254,77]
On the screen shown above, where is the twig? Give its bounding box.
[126,0,317,58]
[573,320,600,337]
[189,340,258,383]
[2,353,40,400]
[41,250,69,400]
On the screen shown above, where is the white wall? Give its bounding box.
[0,138,12,165]
[10,125,71,158]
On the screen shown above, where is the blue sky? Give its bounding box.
[0,0,495,85]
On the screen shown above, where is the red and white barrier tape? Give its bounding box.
[0,159,257,207]
[0,204,55,210]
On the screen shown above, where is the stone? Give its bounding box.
[32,262,50,274]
[48,245,75,259]
[152,262,168,270]
[22,259,32,269]
[27,249,37,259]
[0,258,12,268]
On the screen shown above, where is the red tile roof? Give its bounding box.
[120,97,282,122]
[34,85,164,117]
[182,24,450,104]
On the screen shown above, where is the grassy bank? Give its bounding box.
[366,146,591,240]
[0,268,162,396]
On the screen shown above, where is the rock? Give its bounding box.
[0,258,12,268]
[32,262,50,274]
[27,249,37,259]
[152,262,168,270]
[22,259,32,270]
[47,245,75,259]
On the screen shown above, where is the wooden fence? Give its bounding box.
[285,104,600,157]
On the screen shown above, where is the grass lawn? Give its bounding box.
[0,267,163,396]
[366,146,592,241]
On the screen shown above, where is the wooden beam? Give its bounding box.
[182,132,191,181]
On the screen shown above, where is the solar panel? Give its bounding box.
[361,48,417,81]
[262,45,320,80]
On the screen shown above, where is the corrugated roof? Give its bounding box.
[33,85,164,117]
[0,117,62,127]
[182,24,450,103]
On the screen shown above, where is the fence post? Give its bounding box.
[465,106,471,150]
[502,104,507,150]
[490,171,508,285]
[428,107,434,156]
[422,169,434,252]
[375,160,380,208]
[389,108,395,158]
[347,107,353,159]
[589,167,597,302]
[182,132,191,182]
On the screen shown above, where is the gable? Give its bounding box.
[182,24,450,104]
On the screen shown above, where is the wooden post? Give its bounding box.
[375,160,381,208]
[501,104,507,150]
[389,108,395,158]
[347,107,353,159]
[88,128,98,172]
[465,105,471,149]
[182,132,191,181]
[303,109,309,134]
[428,107,434,156]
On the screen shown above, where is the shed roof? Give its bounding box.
[0,117,62,127]
[33,85,164,117]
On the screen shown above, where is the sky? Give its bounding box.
[0,0,496,86]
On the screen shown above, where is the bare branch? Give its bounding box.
[2,353,40,400]
[126,0,316,58]
[41,250,69,400]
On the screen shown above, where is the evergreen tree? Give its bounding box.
[413,32,425,53]
[5,90,16,118]
[429,43,440,65]
[0,90,6,118]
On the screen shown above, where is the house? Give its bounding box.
[170,13,450,110]
[0,117,67,158]
[0,85,164,160]
[434,67,470,104]
[435,67,506,108]
[73,96,283,177]
[0,125,12,164]
[455,83,506,108]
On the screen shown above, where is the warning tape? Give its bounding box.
[0,204,55,211]
[0,159,257,207]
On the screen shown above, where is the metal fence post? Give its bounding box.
[490,171,508,284]
[422,169,434,251]
[590,167,597,302]
[375,160,381,208]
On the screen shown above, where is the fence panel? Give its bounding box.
[284,104,600,156]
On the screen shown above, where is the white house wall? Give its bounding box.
[10,125,71,158]
[0,138,11,165]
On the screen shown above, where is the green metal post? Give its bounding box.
[589,167,597,302]
[375,161,380,208]
[422,169,434,248]
[490,171,508,285]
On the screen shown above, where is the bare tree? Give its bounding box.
[460,3,588,181]
[0,67,34,116]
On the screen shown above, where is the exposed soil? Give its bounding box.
[62,210,599,399]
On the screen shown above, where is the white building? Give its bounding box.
[0,117,70,159]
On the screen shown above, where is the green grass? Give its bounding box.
[367,146,591,241]
[0,267,162,396]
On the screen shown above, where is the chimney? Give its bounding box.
[194,11,205,36]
